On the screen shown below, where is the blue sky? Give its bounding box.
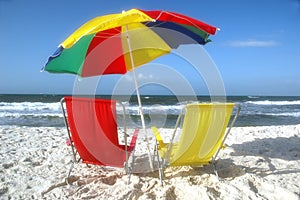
[0,0,299,96]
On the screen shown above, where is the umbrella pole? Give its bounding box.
[125,25,154,171]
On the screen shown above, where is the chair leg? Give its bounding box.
[127,159,134,184]
[65,162,75,185]
[211,161,219,180]
[65,157,81,185]
[127,148,137,184]
[154,143,164,185]
[126,166,132,185]
[152,143,157,166]
[157,159,163,185]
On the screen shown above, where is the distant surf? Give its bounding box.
[246,100,300,106]
[0,95,299,127]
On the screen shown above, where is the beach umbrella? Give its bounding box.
[43,8,217,128]
[43,8,217,168]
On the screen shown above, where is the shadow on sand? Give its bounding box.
[229,136,300,177]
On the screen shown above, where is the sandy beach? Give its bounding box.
[1,125,300,199]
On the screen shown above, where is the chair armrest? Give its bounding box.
[151,126,167,148]
[128,128,139,152]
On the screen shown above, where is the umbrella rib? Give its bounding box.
[154,11,215,34]
[94,33,121,39]
[164,11,203,31]
[77,12,147,44]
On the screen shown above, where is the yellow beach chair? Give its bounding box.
[152,103,241,181]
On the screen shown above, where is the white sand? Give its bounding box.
[1,125,300,199]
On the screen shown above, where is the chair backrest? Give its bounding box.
[169,103,235,166]
[64,97,128,167]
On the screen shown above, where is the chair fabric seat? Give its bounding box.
[63,96,138,168]
[153,103,238,168]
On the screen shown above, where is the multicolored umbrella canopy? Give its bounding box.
[43,9,217,171]
[44,8,217,77]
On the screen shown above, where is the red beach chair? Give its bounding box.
[60,96,139,182]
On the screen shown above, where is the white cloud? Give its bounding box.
[227,39,279,47]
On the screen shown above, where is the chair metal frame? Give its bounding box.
[60,97,137,183]
[154,103,241,183]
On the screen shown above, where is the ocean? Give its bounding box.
[0,94,299,128]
